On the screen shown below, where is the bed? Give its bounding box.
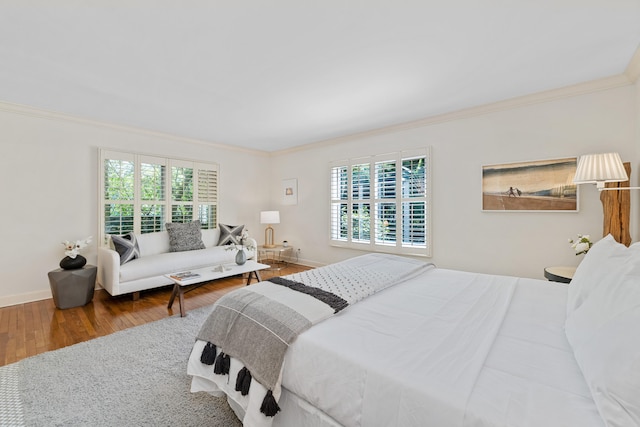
[187,237,640,427]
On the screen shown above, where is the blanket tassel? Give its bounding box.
[235,367,252,396]
[260,390,281,417]
[241,369,252,396]
[235,367,247,392]
[213,352,230,375]
[200,342,217,365]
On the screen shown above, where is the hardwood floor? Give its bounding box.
[0,264,310,367]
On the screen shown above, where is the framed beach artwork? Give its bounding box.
[482,157,578,212]
[282,178,297,205]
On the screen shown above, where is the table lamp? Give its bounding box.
[260,211,280,248]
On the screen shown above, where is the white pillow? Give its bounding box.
[566,234,628,316]
[567,307,640,426]
[565,240,640,426]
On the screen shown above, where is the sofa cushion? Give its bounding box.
[135,231,170,257]
[118,246,237,283]
[165,221,206,252]
[217,224,244,246]
[110,233,140,265]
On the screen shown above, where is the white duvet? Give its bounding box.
[189,267,604,427]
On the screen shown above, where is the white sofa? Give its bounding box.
[97,228,257,298]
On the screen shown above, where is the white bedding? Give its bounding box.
[189,266,604,427]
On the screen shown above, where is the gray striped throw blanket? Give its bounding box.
[195,253,435,418]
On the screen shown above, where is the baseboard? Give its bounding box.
[291,257,325,268]
[0,289,53,308]
[0,285,103,308]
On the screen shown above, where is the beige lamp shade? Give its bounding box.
[260,211,280,224]
[573,152,628,190]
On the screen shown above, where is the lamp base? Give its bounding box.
[264,225,276,248]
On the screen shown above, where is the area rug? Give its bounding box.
[0,305,241,427]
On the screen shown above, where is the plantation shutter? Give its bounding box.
[196,164,218,229]
[330,163,348,241]
[375,157,397,246]
[140,155,166,234]
[400,152,428,249]
[351,161,371,243]
[101,151,135,243]
[329,148,431,257]
[99,149,219,247]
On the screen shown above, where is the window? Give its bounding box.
[330,148,431,256]
[140,159,166,234]
[99,149,218,246]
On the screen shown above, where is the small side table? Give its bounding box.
[543,266,576,284]
[258,245,294,271]
[48,265,97,309]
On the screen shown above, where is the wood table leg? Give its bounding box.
[168,284,186,317]
[246,270,262,285]
[178,287,186,317]
[168,284,178,309]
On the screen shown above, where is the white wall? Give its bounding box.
[0,105,270,306]
[1,77,638,307]
[270,82,639,279]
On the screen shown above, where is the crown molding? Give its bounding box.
[0,101,270,157]
[273,74,633,156]
[624,43,640,83]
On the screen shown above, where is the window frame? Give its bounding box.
[99,149,219,247]
[330,147,431,257]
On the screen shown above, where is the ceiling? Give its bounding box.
[1,1,639,152]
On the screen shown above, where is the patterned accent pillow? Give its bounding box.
[165,220,206,252]
[217,224,245,246]
[111,233,140,265]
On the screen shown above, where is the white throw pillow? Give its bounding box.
[565,240,640,426]
[566,234,628,316]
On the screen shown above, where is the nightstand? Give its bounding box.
[543,266,576,284]
[258,245,294,271]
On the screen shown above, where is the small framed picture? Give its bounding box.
[482,157,578,212]
[282,178,297,205]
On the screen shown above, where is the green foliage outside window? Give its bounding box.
[351,203,370,241]
[102,151,218,241]
[104,159,134,200]
[141,163,165,201]
[172,167,193,202]
[104,160,135,234]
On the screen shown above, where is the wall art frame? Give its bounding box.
[282,178,297,205]
[481,157,578,212]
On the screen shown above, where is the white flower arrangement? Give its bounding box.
[62,236,92,258]
[568,234,592,256]
[224,229,255,252]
